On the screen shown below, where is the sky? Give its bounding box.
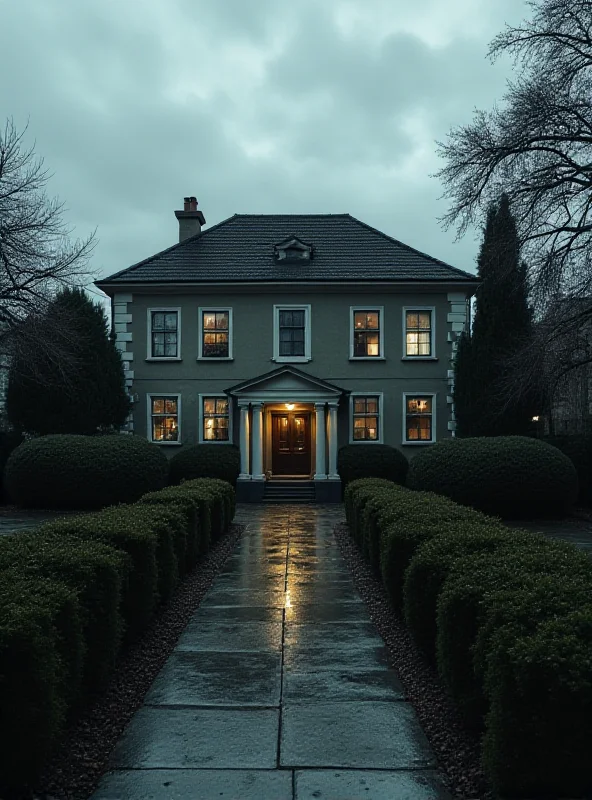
[1,0,530,308]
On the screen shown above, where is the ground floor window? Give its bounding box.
[404,395,434,442]
[202,396,230,441]
[149,395,180,442]
[351,395,381,441]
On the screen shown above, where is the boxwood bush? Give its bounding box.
[169,443,240,487]
[406,435,578,518]
[4,434,169,510]
[337,444,408,488]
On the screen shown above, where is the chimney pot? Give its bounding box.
[189,196,198,211]
[183,197,191,211]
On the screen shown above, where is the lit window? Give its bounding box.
[405,396,433,442]
[151,396,179,442]
[405,310,432,357]
[203,396,229,441]
[353,310,381,357]
[201,310,230,358]
[151,311,178,358]
[352,396,380,441]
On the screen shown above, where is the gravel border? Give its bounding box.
[29,522,246,800]
[333,522,493,800]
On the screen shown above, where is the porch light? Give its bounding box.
[532,415,540,422]
[285,403,295,410]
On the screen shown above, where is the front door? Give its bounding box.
[271,412,311,476]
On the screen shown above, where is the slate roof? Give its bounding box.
[96,213,477,286]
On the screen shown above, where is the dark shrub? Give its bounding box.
[4,434,168,510]
[483,608,592,798]
[169,444,240,487]
[0,531,126,695]
[139,490,201,570]
[0,426,24,503]
[542,434,592,507]
[407,435,578,518]
[337,444,408,488]
[343,478,400,544]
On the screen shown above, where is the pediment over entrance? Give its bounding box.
[225,365,346,403]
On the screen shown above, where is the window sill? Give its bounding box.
[145,357,183,362]
[402,441,435,446]
[198,440,234,445]
[272,356,311,363]
[401,356,438,362]
[151,441,183,446]
[348,440,384,444]
[349,356,386,361]
[197,357,234,362]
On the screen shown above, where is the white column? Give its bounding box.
[251,403,265,480]
[314,402,327,479]
[239,404,250,479]
[328,401,339,479]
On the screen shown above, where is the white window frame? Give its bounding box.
[199,393,233,444]
[349,392,384,444]
[146,307,182,360]
[402,392,437,445]
[146,393,182,445]
[350,306,385,360]
[197,307,234,360]
[402,306,436,360]
[273,304,312,363]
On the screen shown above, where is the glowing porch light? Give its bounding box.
[285,403,295,410]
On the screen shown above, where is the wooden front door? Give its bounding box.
[271,413,311,476]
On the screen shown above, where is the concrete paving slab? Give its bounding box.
[284,668,405,703]
[295,769,452,799]
[281,701,436,769]
[176,621,283,652]
[284,644,390,672]
[145,650,282,707]
[285,602,371,623]
[190,605,284,622]
[201,589,287,607]
[109,706,279,769]
[284,622,383,649]
[285,583,360,604]
[92,769,293,800]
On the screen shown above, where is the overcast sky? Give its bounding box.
[1,0,530,302]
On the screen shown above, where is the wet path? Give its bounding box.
[92,505,450,800]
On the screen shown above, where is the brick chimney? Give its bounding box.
[175,196,206,242]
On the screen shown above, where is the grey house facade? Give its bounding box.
[96,198,478,501]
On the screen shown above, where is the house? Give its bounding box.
[95,197,478,501]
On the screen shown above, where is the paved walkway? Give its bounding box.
[91,504,450,800]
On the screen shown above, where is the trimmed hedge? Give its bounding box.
[169,443,240,487]
[0,477,236,796]
[344,476,592,797]
[406,435,578,518]
[337,443,408,488]
[4,433,169,510]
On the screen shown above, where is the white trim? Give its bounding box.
[350,306,385,360]
[349,392,384,444]
[272,304,312,363]
[402,392,437,445]
[197,307,234,360]
[146,307,182,360]
[402,306,436,359]
[198,393,233,444]
[146,392,182,445]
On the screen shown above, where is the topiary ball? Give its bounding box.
[4,434,168,510]
[168,444,241,487]
[406,436,578,519]
[337,443,408,487]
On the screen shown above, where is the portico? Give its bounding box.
[226,366,346,502]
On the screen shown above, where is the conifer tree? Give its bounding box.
[6,288,131,435]
[454,194,536,437]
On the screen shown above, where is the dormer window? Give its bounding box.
[274,236,313,264]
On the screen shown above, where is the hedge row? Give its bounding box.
[345,478,592,798]
[0,478,235,795]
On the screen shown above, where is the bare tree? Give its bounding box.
[0,118,97,387]
[436,0,592,331]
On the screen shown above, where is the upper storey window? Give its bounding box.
[273,305,312,363]
[199,308,233,359]
[404,308,434,358]
[350,307,384,359]
[148,308,181,359]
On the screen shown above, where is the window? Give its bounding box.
[350,394,383,443]
[404,308,434,358]
[148,395,180,443]
[273,305,311,362]
[147,308,181,359]
[200,395,231,442]
[404,394,435,443]
[199,308,232,359]
[350,307,384,359]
